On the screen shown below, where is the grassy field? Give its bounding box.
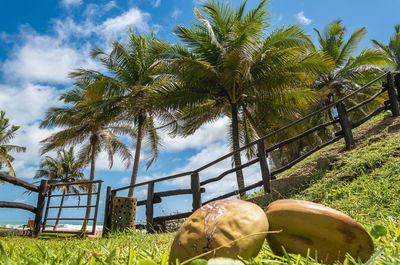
[1,113,400,264]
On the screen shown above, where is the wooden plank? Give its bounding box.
[191,172,202,211]
[0,172,39,192]
[347,87,387,113]
[387,72,400,116]
[49,192,99,198]
[271,136,342,176]
[154,188,205,198]
[153,212,192,222]
[337,102,355,150]
[257,141,271,193]
[137,197,162,206]
[48,205,97,209]
[49,180,102,187]
[111,171,192,193]
[45,218,95,221]
[0,201,36,213]
[40,230,95,235]
[203,181,263,205]
[33,180,48,237]
[265,119,339,153]
[351,106,389,129]
[200,158,259,186]
[146,182,155,233]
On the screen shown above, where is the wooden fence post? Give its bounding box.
[337,102,355,150]
[257,141,271,193]
[146,182,155,233]
[394,73,400,101]
[102,186,112,236]
[387,72,400,117]
[33,180,48,237]
[191,172,202,210]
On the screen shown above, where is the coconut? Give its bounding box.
[169,199,269,264]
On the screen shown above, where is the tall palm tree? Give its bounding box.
[155,0,331,195]
[372,24,400,70]
[40,80,133,234]
[34,147,86,230]
[313,20,387,118]
[0,110,26,179]
[70,31,177,197]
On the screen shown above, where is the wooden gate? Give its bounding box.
[41,180,102,236]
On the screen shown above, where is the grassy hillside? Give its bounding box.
[1,113,400,264]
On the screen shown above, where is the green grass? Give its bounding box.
[1,113,400,264]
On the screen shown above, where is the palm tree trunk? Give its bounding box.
[80,142,96,235]
[128,119,144,197]
[242,106,282,169]
[231,103,245,197]
[54,189,66,230]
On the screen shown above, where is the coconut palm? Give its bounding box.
[70,31,177,197]
[155,0,332,194]
[34,147,86,230]
[40,80,133,234]
[372,24,400,70]
[313,20,387,117]
[0,110,26,179]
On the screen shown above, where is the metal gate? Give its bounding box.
[41,180,102,235]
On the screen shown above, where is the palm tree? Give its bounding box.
[34,147,85,230]
[0,110,26,179]
[70,31,177,197]
[40,80,133,234]
[313,20,387,118]
[155,0,331,195]
[372,24,400,70]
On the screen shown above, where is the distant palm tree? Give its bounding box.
[35,147,85,230]
[40,81,133,234]
[155,0,331,194]
[70,31,177,197]
[0,110,26,179]
[372,24,400,70]
[313,20,387,118]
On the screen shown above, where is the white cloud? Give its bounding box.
[0,83,61,178]
[120,175,152,185]
[193,0,205,6]
[153,0,161,8]
[2,6,150,85]
[171,9,182,19]
[61,0,82,7]
[102,8,150,36]
[2,28,97,84]
[161,116,229,152]
[295,11,312,25]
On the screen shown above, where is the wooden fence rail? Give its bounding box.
[104,71,400,234]
[0,173,47,237]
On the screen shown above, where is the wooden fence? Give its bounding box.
[0,173,102,236]
[103,71,400,233]
[0,173,47,237]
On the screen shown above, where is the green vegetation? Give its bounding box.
[2,113,400,264]
[0,110,26,178]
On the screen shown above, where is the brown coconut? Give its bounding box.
[169,199,269,264]
[265,199,374,264]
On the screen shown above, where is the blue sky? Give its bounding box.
[0,0,399,224]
